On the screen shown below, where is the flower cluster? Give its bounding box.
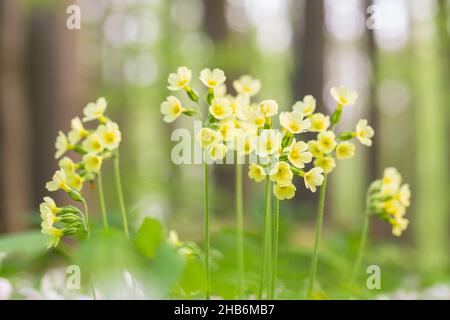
[161,67,375,201]
[366,167,411,236]
[40,97,122,247]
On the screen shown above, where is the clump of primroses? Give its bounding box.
[40,98,122,247]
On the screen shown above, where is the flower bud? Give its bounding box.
[338,132,355,141]
[68,188,84,202]
[186,87,199,102]
[182,108,197,116]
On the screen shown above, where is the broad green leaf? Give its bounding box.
[134,217,164,259]
[0,231,47,256]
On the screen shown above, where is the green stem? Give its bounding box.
[258,177,272,299]
[204,161,210,300]
[270,197,280,300]
[348,210,371,298]
[236,164,245,299]
[81,199,96,300]
[114,151,129,238]
[307,175,328,299]
[97,171,109,232]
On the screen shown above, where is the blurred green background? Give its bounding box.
[0,0,449,299]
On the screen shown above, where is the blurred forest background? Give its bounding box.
[0,0,449,296]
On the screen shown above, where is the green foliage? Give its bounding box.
[134,217,164,259]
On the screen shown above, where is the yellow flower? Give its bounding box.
[309,113,330,132]
[40,196,60,215]
[46,169,70,192]
[235,133,255,156]
[246,108,266,128]
[314,157,336,174]
[396,184,411,207]
[218,120,235,141]
[288,141,312,168]
[59,157,76,174]
[68,117,88,145]
[390,217,409,237]
[231,94,250,119]
[167,66,192,91]
[255,129,282,157]
[336,142,355,159]
[209,97,232,119]
[270,161,293,184]
[82,133,104,154]
[304,167,324,193]
[97,121,122,150]
[83,153,103,173]
[307,140,323,158]
[382,199,406,218]
[248,164,266,182]
[279,111,311,134]
[83,97,108,122]
[40,202,59,225]
[214,84,227,97]
[330,86,358,106]
[160,96,185,123]
[67,171,84,191]
[209,143,227,161]
[317,131,337,154]
[197,128,221,149]
[259,100,278,117]
[356,119,374,146]
[381,167,402,196]
[41,221,63,248]
[199,68,226,88]
[273,183,296,200]
[293,95,316,116]
[233,75,261,97]
[55,131,70,159]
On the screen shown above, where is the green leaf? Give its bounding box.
[134,217,164,259]
[0,231,47,256]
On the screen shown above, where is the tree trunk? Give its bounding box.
[0,0,30,232]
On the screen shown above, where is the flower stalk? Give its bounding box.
[236,164,245,299]
[114,151,129,238]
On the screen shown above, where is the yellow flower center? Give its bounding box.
[289,123,300,132]
[105,132,116,144]
[207,79,217,87]
[178,79,188,87]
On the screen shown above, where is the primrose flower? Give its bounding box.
[199,68,226,88]
[218,120,235,141]
[41,221,63,248]
[248,164,266,182]
[288,141,312,169]
[46,169,70,192]
[309,113,330,132]
[40,203,59,225]
[396,184,411,207]
[68,117,89,145]
[246,109,266,128]
[40,197,60,215]
[367,168,411,237]
[314,157,336,174]
[55,131,70,159]
[336,142,356,159]
[82,133,104,154]
[307,140,323,158]
[209,97,232,119]
[59,157,76,174]
[167,66,192,91]
[293,95,316,116]
[233,75,261,97]
[380,167,402,196]
[83,97,107,122]
[269,161,293,185]
[255,129,282,157]
[356,119,375,146]
[83,153,103,173]
[231,94,250,119]
[209,143,227,161]
[279,111,311,134]
[197,128,221,149]
[259,100,279,118]
[235,133,255,156]
[66,172,84,191]
[273,183,296,200]
[330,86,358,106]
[317,131,337,154]
[160,96,185,123]
[304,167,324,193]
[97,121,122,151]
[390,217,409,237]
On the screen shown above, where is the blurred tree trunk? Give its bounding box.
[0,0,30,232]
[291,0,325,209]
[203,0,234,216]
[412,5,449,272]
[27,4,85,210]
